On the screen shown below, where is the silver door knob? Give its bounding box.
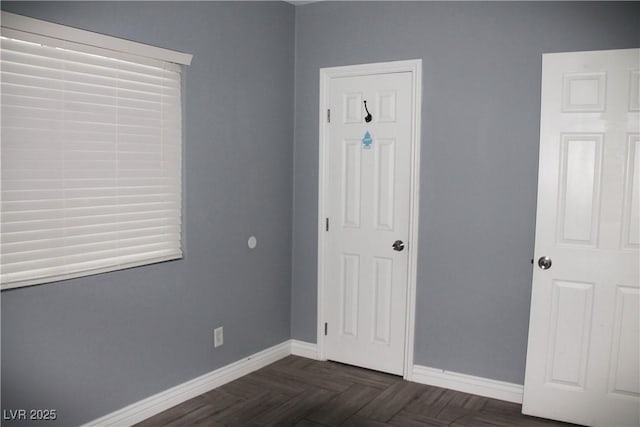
[538,256,552,270]
[392,240,405,252]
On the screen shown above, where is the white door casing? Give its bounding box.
[317,60,422,377]
[523,49,640,427]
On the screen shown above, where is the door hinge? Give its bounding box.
[325,218,329,231]
[324,322,328,336]
[327,109,331,123]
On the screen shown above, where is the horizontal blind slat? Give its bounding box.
[0,252,182,290]
[1,27,183,289]
[2,49,181,86]
[2,225,182,242]
[2,226,181,255]
[3,234,181,265]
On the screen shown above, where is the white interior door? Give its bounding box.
[523,49,640,427]
[321,71,413,376]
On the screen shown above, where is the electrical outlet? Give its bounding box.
[214,327,223,348]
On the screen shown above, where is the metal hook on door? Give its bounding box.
[364,100,372,123]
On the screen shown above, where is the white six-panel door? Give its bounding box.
[523,49,640,427]
[321,71,414,375]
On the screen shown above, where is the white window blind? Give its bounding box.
[1,13,192,290]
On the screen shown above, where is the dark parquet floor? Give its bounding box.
[135,355,580,427]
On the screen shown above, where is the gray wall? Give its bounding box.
[291,1,640,384]
[2,2,639,426]
[0,2,294,426]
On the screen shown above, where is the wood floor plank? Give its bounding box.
[242,371,309,397]
[402,386,458,419]
[161,403,227,427]
[265,362,353,393]
[388,411,450,427]
[445,389,488,411]
[291,420,326,427]
[320,362,400,390]
[196,389,244,412]
[480,397,526,415]
[476,398,579,426]
[219,376,268,399]
[135,396,215,427]
[135,356,581,427]
[305,383,381,426]
[404,384,449,406]
[248,387,335,427]
[339,414,394,426]
[449,414,501,427]
[462,410,575,427]
[429,404,478,424]
[357,379,425,421]
[404,385,490,422]
[213,391,288,426]
[266,355,315,372]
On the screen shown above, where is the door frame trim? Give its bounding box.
[316,59,422,378]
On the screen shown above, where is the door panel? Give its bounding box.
[609,286,639,397]
[546,280,593,389]
[523,49,640,427]
[558,134,602,245]
[324,72,412,375]
[374,139,396,231]
[340,253,360,337]
[372,256,393,345]
[622,134,640,248]
[342,140,362,228]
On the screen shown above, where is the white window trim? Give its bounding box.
[1,12,192,290]
[1,11,193,66]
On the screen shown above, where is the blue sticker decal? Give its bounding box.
[362,131,373,149]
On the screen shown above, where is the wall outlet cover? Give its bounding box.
[214,327,223,348]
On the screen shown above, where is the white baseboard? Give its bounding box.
[83,340,521,426]
[410,365,523,404]
[290,339,319,360]
[82,341,291,427]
